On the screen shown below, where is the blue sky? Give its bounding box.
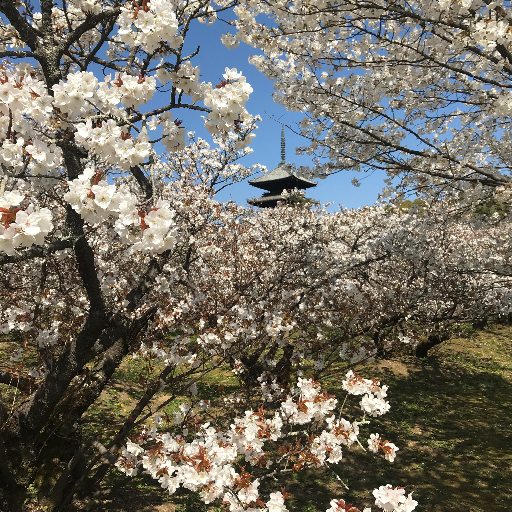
[178,17,389,211]
[0,6,388,210]
[1,5,389,210]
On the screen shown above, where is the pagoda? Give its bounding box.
[247,129,317,208]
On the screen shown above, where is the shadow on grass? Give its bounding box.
[77,333,512,512]
[327,354,512,512]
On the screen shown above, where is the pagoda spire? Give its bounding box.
[280,127,285,164]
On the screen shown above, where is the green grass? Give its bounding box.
[70,325,512,511]
[3,325,512,512]
[318,324,512,512]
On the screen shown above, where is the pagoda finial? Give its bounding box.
[280,127,285,164]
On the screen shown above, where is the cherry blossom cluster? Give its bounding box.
[115,376,410,512]
[0,205,53,255]
[202,68,254,139]
[117,0,181,54]
[342,371,391,418]
[0,188,53,255]
[159,112,187,152]
[64,165,176,253]
[161,61,201,97]
[54,71,158,113]
[74,119,152,168]
[0,65,62,175]
[367,434,399,464]
[326,485,418,512]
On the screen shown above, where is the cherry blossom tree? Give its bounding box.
[230,0,512,204]
[0,0,262,509]
[0,1,511,512]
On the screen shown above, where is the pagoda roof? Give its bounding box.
[247,194,285,208]
[248,163,317,191]
[247,193,319,208]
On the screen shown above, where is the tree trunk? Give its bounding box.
[415,333,450,358]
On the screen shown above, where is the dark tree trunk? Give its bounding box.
[415,332,450,358]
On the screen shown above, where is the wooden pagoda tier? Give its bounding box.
[247,162,317,208]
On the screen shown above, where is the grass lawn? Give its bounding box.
[318,322,512,512]
[2,324,512,512]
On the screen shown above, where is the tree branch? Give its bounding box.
[0,0,39,50]
[0,239,74,266]
[130,165,153,200]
